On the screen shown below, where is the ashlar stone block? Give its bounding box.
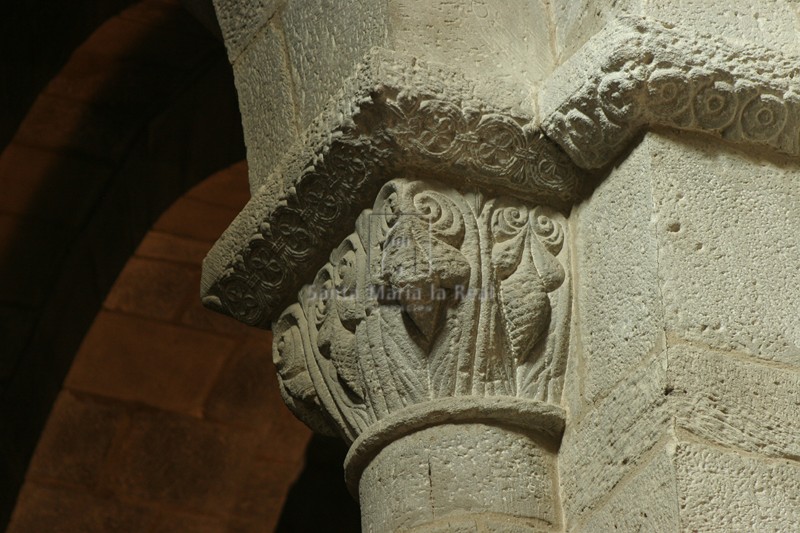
[676,441,800,532]
[650,131,800,365]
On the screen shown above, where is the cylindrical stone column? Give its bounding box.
[358,423,559,532]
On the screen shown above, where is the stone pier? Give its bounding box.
[202,2,800,531]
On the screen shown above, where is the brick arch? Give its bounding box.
[8,162,313,531]
[0,0,246,523]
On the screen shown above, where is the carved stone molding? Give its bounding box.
[541,16,800,168]
[200,50,584,328]
[202,16,800,329]
[270,177,571,487]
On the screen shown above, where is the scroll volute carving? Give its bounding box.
[273,178,572,442]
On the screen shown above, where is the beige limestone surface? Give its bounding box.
[206,1,800,531]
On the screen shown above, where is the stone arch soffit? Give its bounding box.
[0,0,244,526]
[201,15,800,328]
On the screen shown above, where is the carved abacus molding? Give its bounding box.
[202,17,800,327]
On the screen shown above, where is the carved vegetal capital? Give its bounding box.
[200,50,585,328]
[272,178,570,491]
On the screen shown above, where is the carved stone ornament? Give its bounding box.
[271,178,570,491]
[201,16,800,329]
[541,16,800,168]
[200,49,584,328]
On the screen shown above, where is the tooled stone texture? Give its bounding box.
[573,448,680,533]
[571,129,799,416]
[551,0,800,65]
[211,0,281,61]
[675,441,800,532]
[271,177,572,442]
[650,131,800,364]
[389,0,556,92]
[560,345,800,530]
[561,129,800,528]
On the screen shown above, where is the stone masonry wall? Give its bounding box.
[561,130,800,531]
[0,0,245,522]
[8,163,312,532]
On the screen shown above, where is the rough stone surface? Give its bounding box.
[648,1,800,58]
[670,344,800,463]
[550,0,641,63]
[650,131,800,364]
[559,354,671,522]
[389,0,554,94]
[563,133,800,531]
[575,449,679,533]
[572,139,665,407]
[360,424,559,533]
[551,0,800,63]
[212,0,280,61]
[281,0,388,128]
[675,441,800,532]
[231,20,298,193]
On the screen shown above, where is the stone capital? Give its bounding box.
[201,17,800,330]
[271,176,570,474]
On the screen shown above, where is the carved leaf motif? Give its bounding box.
[272,304,338,437]
[530,207,566,293]
[317,312,364,401]
[492,231,525,279]
[331,235,366,331]
[495,237,551,364]
[273,178,573,441]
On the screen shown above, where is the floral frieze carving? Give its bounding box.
[386,97,579,196]
[201,50,582,328]
[272,178,572,444]
[541,16,800,168]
